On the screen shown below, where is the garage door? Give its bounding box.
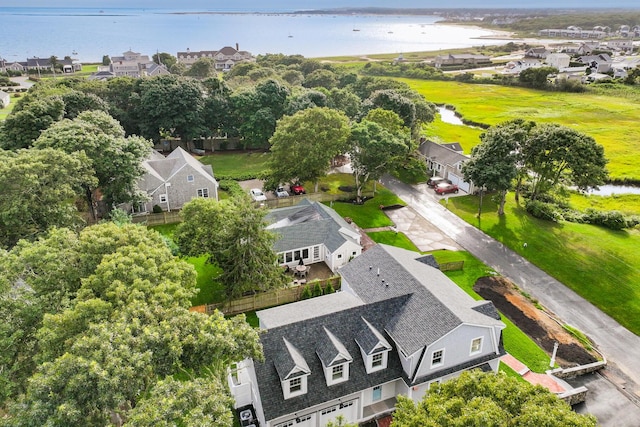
[319,399,358,426]
[447,172,470,193]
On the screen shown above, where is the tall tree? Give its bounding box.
[0,96,65,149]
[152,52,177,70]
[269,107,350,192]
[524,123,608,200]
[349,120,408,202]
[34,110,152,211]
[462,120,524,216]
[0,223,262,426]
[391,370,597,427]
[0,148,96,248]
[136,74,206,143]
[175,197,286,299]
[185,57,216,79]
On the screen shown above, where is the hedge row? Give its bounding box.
[525,199,640,230]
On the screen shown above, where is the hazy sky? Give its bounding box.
[4,0,640,9]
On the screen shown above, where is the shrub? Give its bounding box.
[585,209,628,230]
[152,204,163,214]
[300,285,312,300]
[312,281,323,297]
[218,179,246,198]
[525,199,562,222]
[324,281,335,294]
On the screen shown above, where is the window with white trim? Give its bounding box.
[332,365,344,380]
[289,377,301,393]
[470,337,483,354]
[159,194,167,203]
[372,353,383,367]
[321,407,337,416]
[187,174,194,182]
[431,349,444,367]
[197,188,209,198]
[275,422,294,427]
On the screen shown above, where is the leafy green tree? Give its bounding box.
[0,148,96,248]
[175,197,287,299]
[0,96,65,149]
[281,69,305,86]
[102,55,111,66]
[327,87,362,119]
[285,88,327,115]
[34,110,152,210]
[391,370,597,427]
[524,123,608,200]
[269,107,350,192]
[349,120,408,202]
[152,52,177,70]
[60,89,109,119]
[185,57,216,79]
[462,120,523,216]
[136,74,206,143]
[304,68,338,89]
[1,223,262,426]
[103,76,143,135]
[519,66,558,89]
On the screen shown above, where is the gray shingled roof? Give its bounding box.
[255,296,411,421]
[419,140,469,167]
[355,318,391,355]
[316,327,352,368]
[266,200,359,253]
[273,338,311,381]
[338,245,503,355]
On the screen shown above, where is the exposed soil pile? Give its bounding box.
[474,276,598,367]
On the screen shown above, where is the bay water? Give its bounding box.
[0,7,507,63]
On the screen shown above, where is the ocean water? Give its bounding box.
[0,7,506,63]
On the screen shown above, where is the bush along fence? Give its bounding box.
[192,276,342,316]
[439,261,464,272]
[131,210,182,226]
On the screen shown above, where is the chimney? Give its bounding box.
[236,42,239,51]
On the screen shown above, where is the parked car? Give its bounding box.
[427,176,451,187]
[274,187,289,198]
[249,188,267,202]
[434,183,459,195]
[290,183,306,195]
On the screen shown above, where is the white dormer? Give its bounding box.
[355,317,392,374]
[278,338,311,400]
[316,327,353,386]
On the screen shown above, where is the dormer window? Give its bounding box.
[356,317,392,374]
[316,327,352,386]
[289,377,302,393]
[332,365,344,380]
[372,353,383,368]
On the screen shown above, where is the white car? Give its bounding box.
[274,187,289,198]
[250,188,267,202]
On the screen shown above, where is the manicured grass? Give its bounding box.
[367,231,421,252]
[445,193,640,335]
[499,362,527,382]
[432,250,552,373]
[327,187,405,229]
[421,114,484,155]
[399,79,640,182]
[198,151,271,179]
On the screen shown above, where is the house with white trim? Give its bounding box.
[130,146,218,213]
[0,90,10,109]
[176,45,254,71]
[419,140,474,193]
[229,244,506,427]
[265,200,362,273]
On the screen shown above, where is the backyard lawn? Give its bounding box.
[444,193,640,336]
[197,151,271,179]
[401,79,640,182]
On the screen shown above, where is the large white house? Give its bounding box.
[229,244,506,427]
[265,200,362,273]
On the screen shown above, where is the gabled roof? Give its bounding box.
[355,317,392,355]
[265,200,360,253]
[339,245,504,355]
[255,296,410,421]
[274,338,311,381]
[316,327,353,367]
[139,147,216,194]
[419,140,469,168]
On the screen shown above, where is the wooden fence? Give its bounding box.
[439,261,464,272]
[260,191,375,209]
[194,276,341,316]
[131,210,182,226]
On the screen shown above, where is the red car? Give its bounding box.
[434,183,459,195]
[291,183,306,195]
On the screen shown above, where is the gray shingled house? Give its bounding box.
[130,146,218,213]
[419,140,474,193]
[229,244,505,427]
[265,200,362,272]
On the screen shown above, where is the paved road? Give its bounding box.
[381,175,640,400]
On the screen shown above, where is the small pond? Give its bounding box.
[584,185,640,196]
[437,106,464,125]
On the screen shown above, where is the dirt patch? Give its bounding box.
[474,276,598,367]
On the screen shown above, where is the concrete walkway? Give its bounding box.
[380,175,640,401]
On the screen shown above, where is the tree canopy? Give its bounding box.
[268,107,351,191]
[0,223,262,426]
[174,197,287,299]
[391,370,597,427]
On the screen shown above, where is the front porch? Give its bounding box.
[362,396,397,419]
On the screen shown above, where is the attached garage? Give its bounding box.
[319,399,358,426]
[447,172,470,193]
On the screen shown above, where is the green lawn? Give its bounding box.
[326,187,405,229]
[445,193,640,336]
[198,151,272,179]
[400,79,640,182]
[432,250,552,373]
[367,231,420,252]
[569,192,640,216]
